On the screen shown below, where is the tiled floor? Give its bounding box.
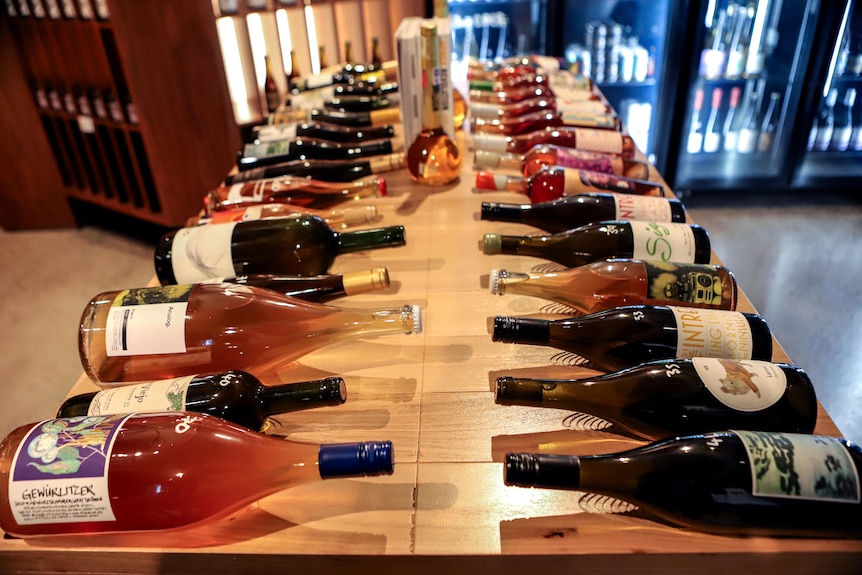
[1,191,860,445]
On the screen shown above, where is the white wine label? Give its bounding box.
[693,358,783,411]
[613,194,672,221]
[105,286,193,357]
[227,182,264,203]
[630,222,697,262]
[170,223,238,284]
[87,376,194,415]
[559,111,617,129]
[557,99,608,115]
[574,127,623,155]
[672,307,753,359]
[8,415,130,525]
[735,430,861,503]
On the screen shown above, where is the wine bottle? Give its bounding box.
[323,94,393,113]
[481,193,685,233]
[0,412,394,537]
[474,126,637,158]
[468,72,550,93]
[370,36,383,67]
[702,87,723,153]
[686,88,705,154]
[57,372,347,431]
[474,144,651,181]
[482,221,712,268]
[490,259,736,314]
[264,54,281,113]
[811,88,838,151]
[724,4,753,79]
[237,136,394,172]
[736,83,764,154]
[250,121,396,145]
[78,282,422,383]
[830,88,856,151]
[757,91,781,153]
[468,84,559,106]
[699,6,728,79]
[223,152,405,185]
[210,268,391,303]
[308,107,401,128]
[505,430,862,538]
[475,166,664,201]
[722,86,742,151]
[153,214,405,284]
[405,21,462,185]
[190,203,379,230]
[471,109,621,135]
[469,95,613,122]
[209,175,385,211]
[496,357,817,440]
[492,304,772,372]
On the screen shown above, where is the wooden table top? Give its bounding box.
[2,132,860,574]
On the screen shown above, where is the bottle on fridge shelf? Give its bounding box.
[491,304,772,373]
[323,94,393,113]
[474,126,637,158]
[810,88,838,151]
[57,372,347,431]
[222,152,406,185]
[468,72,550,93]
[489,259,737,314]
[851,90,862,151]
[482,221,712,268]
[686,88,706,154]
[699,6,728,79]
[207,175,385,211]
[153,215,405,283]
[702,87,724,153]
[495,357,817,440]
[504,430,862,538]
[0,412,394,538]
[78,282,422,383]
[480,193,685,233]
[725,3,754,80]
[475,144,651,181]
[736,81,765,154]
[210,268,391,303]
[722,86,743,151]
[830,88,857,151]
[474,165,664,202]
[237,137,394,172]
[757,91,781,153]
[190,203,379,230]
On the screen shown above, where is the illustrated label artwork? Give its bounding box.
[692,358,784,411]
[735,430,861,503]
[105,285,192,356]
[672,307,753,359]
[87,375,194,415]
[644,261,724,305]
[8,415,130,525]
[169,222,238,284]
[629,222,696,262]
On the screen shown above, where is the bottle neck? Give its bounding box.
[480,201,531,224]
[259,377,347,416]
[336,225,405,255]
[505,452,581,490]
[492,316,551,346]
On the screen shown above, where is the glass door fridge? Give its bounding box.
[665,0,829,194]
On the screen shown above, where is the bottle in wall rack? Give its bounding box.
[78,282,423,383]
[504,430,862,538]
[482,220,712,268]
[0,413,394,538]
[489,259,737,314]
[264,55,281,114]
[207,175,385,211]
[491,304,773,372]
[702,87,723,153]
[154,214,405,283]
[474,144,652,181]
[474,126,637,158]
[495,357,818,440]
[57,372,348,431]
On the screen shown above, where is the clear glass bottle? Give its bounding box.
[686,88,705,154]
[471,109,620,135]
[474,125,637,158]
[722,86,742,151]
[475,165,664,201]
[489,259,735,313]
[811,88,838,151]
[504,430,862,538]
[222,152,405,186]
[190,203,379,229]
[757,91,782,153]
[474,144,651,181]
[0,412,393,537]
[79,282,422,383]
[495,357,817,440]
[405,21,462,185]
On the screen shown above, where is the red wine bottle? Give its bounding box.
[0,413,393,537]
[505,430,862,538]
[223,152,405,185]
[154,215,405,284]
[57,371,347,431]
[496,358,817,440]
[482,221,712,267]
[492,304,773,372]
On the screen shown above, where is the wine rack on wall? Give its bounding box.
[0,0,242,230]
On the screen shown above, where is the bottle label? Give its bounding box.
[87,375,195,415]
[559,111,617,129]
[104,286,193,357]
[643,261,725,305]
[734,430,860,503]
[170,223,239,284]
[555,148,614,174]
[8,414,131,525]
[563,169,647,196]
[672,307,753,360]
[612,194,671,221]
[207,205,264,224]
[574,128,623,155]
[692,357,783,411]
[630,222,697,262]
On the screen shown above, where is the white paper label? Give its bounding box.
[170,223,238,284]
[693,358,784,411]
[613,194,672,222]
[630,222,697,262]
[104,286,193,357]
[87,375,195,415]
[575,127,623,155]
[672,307,753,359]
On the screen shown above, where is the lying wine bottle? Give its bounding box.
[154,215,405,284]
[206,175,385,212]
[210,268,391,303]
[492,304,772,372]
[57,371,347,431]
[223,152,406,185]
[483,221,712,267]
[496,358,817,440]
[237,137,394,172]
[505,430,862,538]
[475,165,664,200]
[0,413,394,537]
[79,282,423,383]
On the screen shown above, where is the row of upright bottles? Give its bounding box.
[470,59,860,539]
